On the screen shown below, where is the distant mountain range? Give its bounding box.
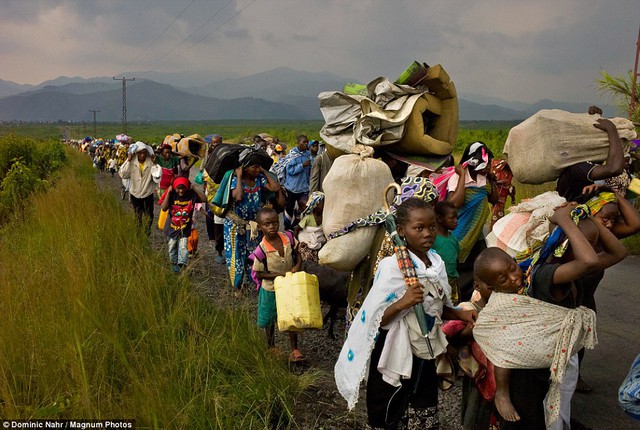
[0,68,619,122]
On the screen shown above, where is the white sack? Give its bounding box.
[320,152,393,271]
[503,110,636,184]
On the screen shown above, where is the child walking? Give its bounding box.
[161,177,206,273]
[251,207,306,363]
[433,201,461,304]
[335,198,477,429]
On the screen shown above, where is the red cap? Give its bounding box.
[172,177,190,189]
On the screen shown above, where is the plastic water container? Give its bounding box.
[274,271,323,332]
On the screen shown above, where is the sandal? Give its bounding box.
[289,349,306,363]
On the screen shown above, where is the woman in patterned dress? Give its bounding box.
[225,151,280,292]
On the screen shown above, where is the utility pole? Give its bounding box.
[88,109,100,137]
[113,76,135,133]
[630,24,640,119]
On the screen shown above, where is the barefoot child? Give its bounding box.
[433,201,461,304]
[335,198,477,429]
[473,203,627,429]
[251,207,306,363]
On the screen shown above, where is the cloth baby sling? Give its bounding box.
[474,204,597,428]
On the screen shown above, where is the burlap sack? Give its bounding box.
[319,152,393,271]
[319,227,379,272]
[503,110,637,184]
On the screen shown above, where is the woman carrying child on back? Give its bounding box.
[473,202,628,429]
[335,198,477,429]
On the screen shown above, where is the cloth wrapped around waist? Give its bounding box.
[473,292,597,428]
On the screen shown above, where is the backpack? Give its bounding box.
[248,230,296,290]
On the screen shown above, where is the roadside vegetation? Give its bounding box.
[0,134,66,224]
[0,148,312,428]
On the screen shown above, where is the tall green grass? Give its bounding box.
[0,150,311,428]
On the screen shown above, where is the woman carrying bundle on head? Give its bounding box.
[224,148,280,294]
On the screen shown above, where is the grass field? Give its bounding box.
[0,150,312,428]
[0,120,519,149]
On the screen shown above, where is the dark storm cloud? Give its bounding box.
[0,0,637,103]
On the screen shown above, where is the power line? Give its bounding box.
[141,0,235,71]
[155,0,260,70]
[125,0,199,70]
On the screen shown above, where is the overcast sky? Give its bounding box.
[1,0,638,103]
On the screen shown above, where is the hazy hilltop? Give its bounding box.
[0,68,618,122]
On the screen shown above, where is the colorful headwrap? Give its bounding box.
[585,192,617,216]
[461,141,493,172]
[172,176,190,189]
[519,204,591,295]
[301,191,325,218]
[328,177,438,239]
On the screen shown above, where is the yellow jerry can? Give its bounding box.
[274,271,323,332]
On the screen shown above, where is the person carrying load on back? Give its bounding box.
[225,149,281,295]
[556,105,626,202]
[281,135,313,230]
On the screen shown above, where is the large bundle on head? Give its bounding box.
[204,144,272,184]
[163,134,207,158]
[503,110,637,184]
[486,191,567,258]
[319,150,394,271]
[319,63,458,159]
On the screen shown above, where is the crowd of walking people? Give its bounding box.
[69,107,640,429]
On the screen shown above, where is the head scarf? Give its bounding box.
[301,191,325,218]
[585,192,617,216]
[461,141,493,172]
[172,176,190,189]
